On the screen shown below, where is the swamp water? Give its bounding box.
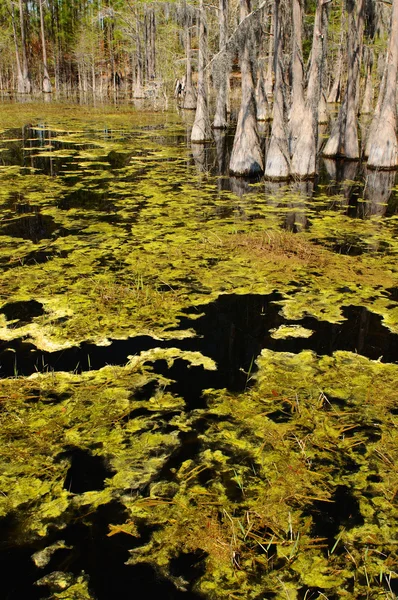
[0,103,397,600]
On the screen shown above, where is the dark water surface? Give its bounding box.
[0,294,396,384]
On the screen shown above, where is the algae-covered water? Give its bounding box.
[0,103,397,600]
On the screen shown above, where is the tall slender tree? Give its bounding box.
[39,0,52,92]
[289,0,305,154]
[323,0,365,159]
[264,1,274,97]
[229,0,264,176]
[327,1,344,104]
[9,1,25,93]
[191,0,212,142]
[291,0,329,177]
[20,0,31,92]
[183,12,196,109]
[366,0,398,168]
[213,0,229,128]
[264,0,290,179]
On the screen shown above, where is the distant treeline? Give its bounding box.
[1,1,397,174]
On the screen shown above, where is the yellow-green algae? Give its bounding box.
[125,351,398,598]
[0,104,397,598]
[0,105,396,348]
[2,350,396,597]
[0,348,214,532]
[269,324,314,339]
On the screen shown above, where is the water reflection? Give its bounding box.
[320,159,398,219]
[187,129,398,227]
[284,181,312,232]
[0,114,396,267]
[0,122,185,178]
[321,159,360,213]
[263,180,310,232]
[1,212,58,242]
[227,176,252,198]
[3,122,396,226]
[362,169,396,217]
[0,125,91,175]
[213,130,229,177]
[191,143,214,173]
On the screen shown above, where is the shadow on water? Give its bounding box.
[305,485,364,548]
[1,294,396,390]
[1,501,204,600]
[0,213,59,242]
[62,448,115,494]
[58,188,115,212]
[0,126,97,176]
[319,159,398,218]
[0,300,44,325]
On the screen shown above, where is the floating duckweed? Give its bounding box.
[269,325,314,339]
[123,350,397,597]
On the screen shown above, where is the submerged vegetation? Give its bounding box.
[0,104,397,599]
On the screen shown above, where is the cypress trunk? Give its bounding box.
[366,0,398,169]
[39,0,52,93]
[264,0,290,179]
[363,57,387,158]
[318,92,328,124]
[256,64,269,121]
[191,0,213,142]
[264,1,274,97]
[11,3,24,94]
[327,2,344,104]
[133,11,144,98]
[229,0,264,175]
[323,0,364,159]
[363,169,395,217]
[289,0,305,154]
[183,21,197,109]
[360,50,373,114]
[213,0,229,128]
[18,0,31,93]
[291,0,328,177]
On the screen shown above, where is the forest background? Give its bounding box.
[1,0,397,179]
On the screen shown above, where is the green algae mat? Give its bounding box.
[0,103,397,600]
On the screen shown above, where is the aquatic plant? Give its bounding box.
[0,104,397,599]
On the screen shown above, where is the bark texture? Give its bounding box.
[191,0,213,142]
[264,0,290,179]
[367,0,398,169]
[183,22,197,109]
[363,56,387,158]
[256,64,269,121]
[323,0,364,159]
[264,2,274,97]
[327,2,344,104]
[39,0,52,93]
[363,169,395,217]
[229,0,263,176]
[213,0,229,128]
[291,0,328,177]
[318,92,328,124]
[289,0,305,153]
[360,50,373,114]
